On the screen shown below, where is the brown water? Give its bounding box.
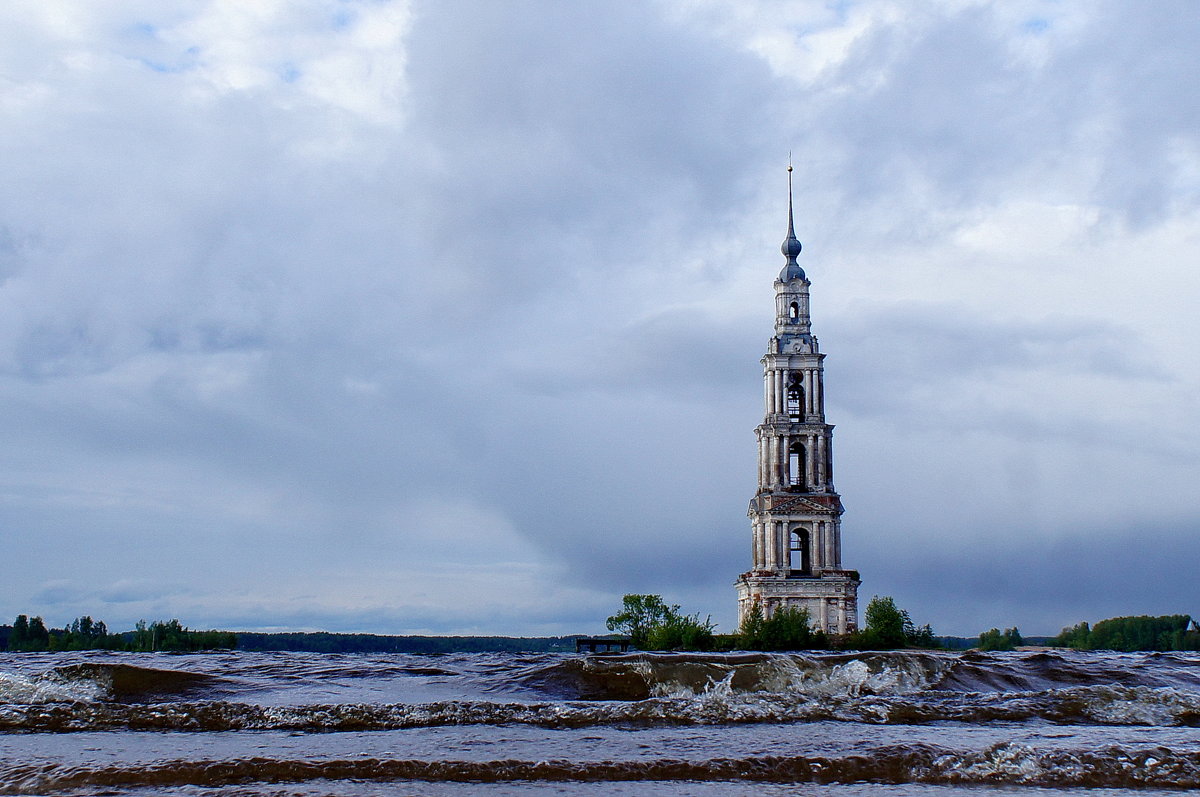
[2,649,1200,794]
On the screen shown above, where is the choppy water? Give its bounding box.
[2,649,1200,795]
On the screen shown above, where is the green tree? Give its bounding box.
[765,606,813,650]
[604,595,717,651]
[861,596,907,648]
[10,615,28,651]
[906,620,937,648]
[978,627,1021,651]
[133,619,151,651]
[1089,615,1191,651]
[1052,616,1197,652]
[132,619,200,652]
[645,612,716,651]
[767,606,819,650]
[1054,621,1091,649]
[5,613,233,653]
[738,601,766,649]
[606,595,678,650]
[25,617,49,651]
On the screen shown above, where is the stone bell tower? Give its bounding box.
[734,168,860,635]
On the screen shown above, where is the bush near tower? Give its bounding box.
[858,596,935,649]
[737,603,823,651]
[738,595,934,651]
[605,595,716,651]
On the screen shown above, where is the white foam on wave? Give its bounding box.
[932,742,1059,784]
[1078,684,1200,726]
[0,670,107,705]
[634,653,953,702]
[755,653,952,699]
[805,658,917,697]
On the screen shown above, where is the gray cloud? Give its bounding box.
[0,1,1196,636]
[850,516,1200,636]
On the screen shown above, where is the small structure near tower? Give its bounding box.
[735,168,860,635]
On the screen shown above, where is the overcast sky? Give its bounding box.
[1,0,1197,637]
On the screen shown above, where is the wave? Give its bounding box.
[933,650,1200,692]
[0,663,222,705]
[0,672,108,706]
[3,682,1199,733]
[515,649,1200,702]
[3,650,1199,734]
[4,743,1200,793]
[6,650,1198,707]
[515,651,955,701]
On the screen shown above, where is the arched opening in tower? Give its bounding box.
[786,376,804,421]
[790,527,811,575]
[788,440,806,490]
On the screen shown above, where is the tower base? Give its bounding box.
[735,570,860,635]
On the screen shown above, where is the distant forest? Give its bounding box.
[1054,615,1200,652]
[2,613,1197,654]
[937,635,1055,650]
[0,615,578,654]
[235,632,578,654]
[0,615,235,652]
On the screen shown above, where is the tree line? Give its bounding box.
[1053,615,1200,652]
[1,615,236,652]
[605,596,1200,653]
[605,594,936,652]
[236,632,578,653]
[6,609,1196,655]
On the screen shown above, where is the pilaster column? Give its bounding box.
[778,522,787,571]
[755,435,761,488]
[763,438,770,490]
[775,370,785,415]
[814,370,822,416]
[816,434,827,488]
[757,434,766,489]
[805,435,815,489]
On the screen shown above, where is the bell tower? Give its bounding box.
[735,167,860,634]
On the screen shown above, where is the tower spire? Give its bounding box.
[780,163,805,280]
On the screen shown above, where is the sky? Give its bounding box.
[0,0,1197,637]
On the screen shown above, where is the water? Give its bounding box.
[2,649,1199,794]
